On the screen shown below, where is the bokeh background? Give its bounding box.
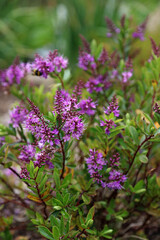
[1,0,160,69]
[1,0,160,124]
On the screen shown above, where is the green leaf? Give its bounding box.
[38,226,54,240]
[53,169,60,189]
[82,194,91,204]
[139,155,148,163]
[39,175,48,190]
[50,215,60,228]
[60,216,64,235]
[63,193,70,206]
[52,226,60,240]
[128,126,139,144]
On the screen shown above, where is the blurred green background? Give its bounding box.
[0,0,160,69]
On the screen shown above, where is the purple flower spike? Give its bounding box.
[104,96,120,117]
[9,106,28,128]
[78,51,96,71]
[100,119,115,135]
[78,97,97,115]
[122,71,132,83]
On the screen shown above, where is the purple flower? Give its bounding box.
[122,71,132,83]
[86,149,106,182]
[132,19,147,41]
[78,97,97,115]
[20,167,30,179]
[72,80,84,99]
[78,51,96,71]
[132,32,144,41]
[85,76,103,93]
[0,62,31,87]
[32,50,68,78]
[98,48,109,65]
[100,119,115,135]
[104,96,120,117]
[106,169,127,190]
[62,116,84,141]
[0,136,5,147]
[86,150,127,190]
[154,103,160,114]
[105,17,120,38]
[32,54,51,78]
[9,106,28,128]
[19,144,36,163]
[109,153,120,167]
[25,99,58,147]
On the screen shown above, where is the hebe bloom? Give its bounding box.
[0,63,31,87]
[78,51,96,71]
[32,50,68,78]
[9,106,28,128]
[100,119,115,135]
[78,97,96,115]
[104,96,120,117]
[122,71,132,83]
[106,170,127,190]
[86,149,106,183]
[154,103,160,114]
[19,144,36,163]
[62,116,84,142]
[86,150,127,189]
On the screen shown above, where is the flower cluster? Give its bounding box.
[105,17,120,38]
[100,119,115,135]
[154,102,160,114]
[85,75,111,93]
[9,106,28,128]
[54,89,85,141]
[77,97,96,115]
[104,96,119,117]
[86,151,126,189]
[25,100,59,147]
[132,19,147,41]
[0,63,31,88]
[86,149,106,184]
[78,51,96,71]
[32,50,68,78]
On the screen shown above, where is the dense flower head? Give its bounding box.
[78,51,96,71]
[86,150,126,189]
[25,99,59,147]
[98,48,109,65]
[105,17,120,38]
[86,149,106,182]
[72,80,85,99]
[0,63,31,88]
[100,119,115,135]
[122,71,132,83]
[132,19,147,41]
[54,89,78,121]
[62,116,84,142]
[154,103,160,114]
[9,106,28,128]
[78,97,97,115]
[85,75,111,94]
[20,167,30,179]
[109,153,120,167]
[19,144,36,163]
[32,50,68,78]
[104,96,120,117]
[106,170,127,189]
